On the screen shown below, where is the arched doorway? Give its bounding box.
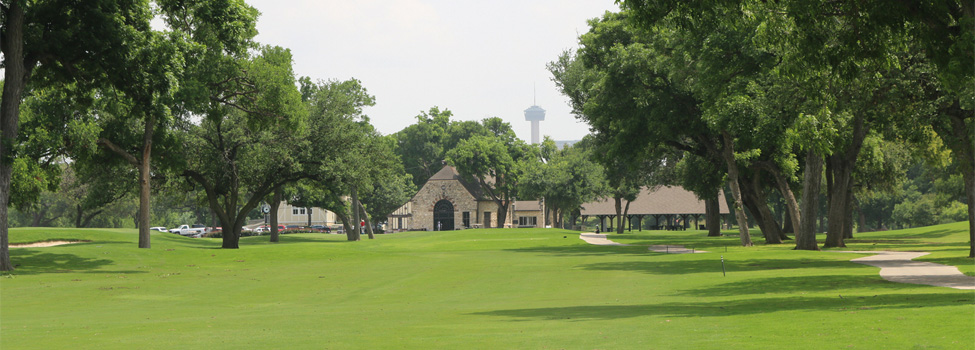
[433,199,454,231]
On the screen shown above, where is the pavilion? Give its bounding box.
[579,186,730,231]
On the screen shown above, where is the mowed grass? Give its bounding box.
[2,222,973,349]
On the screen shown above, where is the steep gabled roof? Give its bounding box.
[580,186,730,216]
[427,165,485,200]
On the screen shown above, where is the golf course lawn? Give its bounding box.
[2,222,973,349]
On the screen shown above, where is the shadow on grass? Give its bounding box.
[156,233,348,249]
[577,257,861,275]
[472,292,973,321]
[673,275,912,297]
[6,249,142,276]
[505,243,652,257]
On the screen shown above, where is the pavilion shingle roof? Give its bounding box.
[580,186,730,216]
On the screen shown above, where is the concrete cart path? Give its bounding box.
[578,234,707,254]
[579,233,630,246]
[837,251,975,290]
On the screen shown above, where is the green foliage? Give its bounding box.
[446,119,537,226]
[392,106,458,187]
[520,138,608,225]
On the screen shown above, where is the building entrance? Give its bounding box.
[433,199,454,231]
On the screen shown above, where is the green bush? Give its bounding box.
[939,201,969,223]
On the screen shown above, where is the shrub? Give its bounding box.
[939,201,969,223]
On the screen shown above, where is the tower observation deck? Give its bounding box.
[524,105,545,144]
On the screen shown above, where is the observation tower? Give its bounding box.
[523,104,546,144]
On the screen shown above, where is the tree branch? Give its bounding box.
[96,138,140,167]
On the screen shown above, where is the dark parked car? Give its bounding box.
[310,225,331,233]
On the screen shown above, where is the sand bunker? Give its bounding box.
[10,241,87,248]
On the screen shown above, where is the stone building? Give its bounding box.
[387,166,545,231]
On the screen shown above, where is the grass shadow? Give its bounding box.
[673,275,913,297]
[472,292,973,321]
[505,243,653,257]
[577,257,862,275]
[5,249,143,276]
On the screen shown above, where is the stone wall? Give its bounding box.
[411,179,478,231]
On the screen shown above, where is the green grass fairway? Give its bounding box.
[3,223,973,349]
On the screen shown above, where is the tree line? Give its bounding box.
[548,1,972,255]
[2,0,971,273]
[0,0,413,271]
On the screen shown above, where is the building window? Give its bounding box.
[293,208,299,215]
[462,212,470,228]
[398,217,403,229]
[300,208,306,215]
[518,216,537,227]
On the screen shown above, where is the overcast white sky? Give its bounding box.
[246,0,619,142]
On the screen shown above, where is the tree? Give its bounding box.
[551,11,763,243]
[1,0,162,270]
[393,107,454,188]
[91,29,185,248]
[181,46,307,249]
[447,119,535,229]
[358,138,415,232]
[519,137,608,228]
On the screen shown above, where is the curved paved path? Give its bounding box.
[578,234,706,253]
[837,251,975,290]
[577,234,973,289]
[579,233,630,246]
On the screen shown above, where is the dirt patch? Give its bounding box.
[10,240,89,248]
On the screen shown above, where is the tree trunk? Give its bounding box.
[720,131,752,246]
[30,204,49,227]
[495,200,510,229]
[824,154,852,248]
[760,162,801,236]
[857,200,867,232]
[349,186,361,241]
[80,210,101,228]
[783,209,794,233]
[705,195,722,237]
[270,187,282,242]
[0,2,29,271]
[136,155,152,249]
[740,177,783,244]
[795,150,822,251]
[336,210,353,239]
[359,201,375,239]
[965,171,975,258]
[217,202,239,248]
[825,115,867,248]
[843,190,856,239]
[615,199,631,234]
[930,102,974,257]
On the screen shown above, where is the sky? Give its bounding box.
[245,0,620,142]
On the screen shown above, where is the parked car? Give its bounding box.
[169,225,206,237]
[310,225,331,233]
[149,227,167,232]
